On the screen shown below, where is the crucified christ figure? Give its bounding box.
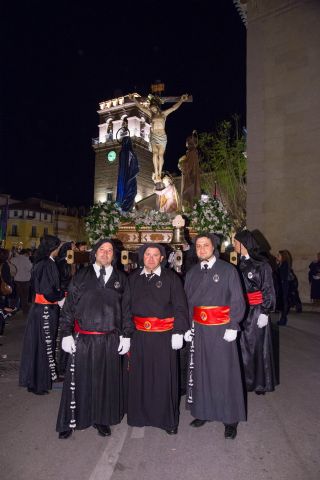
[129,93,189,185]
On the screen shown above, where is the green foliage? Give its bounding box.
[198,117,247,229]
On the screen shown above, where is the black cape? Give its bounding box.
[184,258,246,424]
[238,257,278,392]
[127,267,189,430]
[19,258,64,393]
[56,265,133,432]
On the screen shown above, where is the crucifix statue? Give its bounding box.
[128,92,190,189]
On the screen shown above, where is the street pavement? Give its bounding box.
[0,309,319,480]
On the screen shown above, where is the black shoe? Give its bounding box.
[165,427,178,435]
[190,418,206,428]
[255,391,265,396]
[94,424,111,437]
[58,429,72,439]
[27,387,49,395]
[224,424,237,439]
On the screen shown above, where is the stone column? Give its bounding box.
[247,0,320,301]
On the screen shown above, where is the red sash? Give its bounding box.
[34,293,58,305]
[74,319,110,335]
[193,306,230,325]
[133,316,174,332]
[246,291,263,305]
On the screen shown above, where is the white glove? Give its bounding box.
[223,329,237,342]
[118,336,130,355]
[184,330,193,342]
[257,313,268,328]
[58,298,66,308]
[62,335,76,354]
[171,333,184,350]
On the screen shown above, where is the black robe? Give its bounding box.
[184,258,246,424]
[56,265,133,432]
[19,258,64,394]
[238,257,278,392]
[309,261,320,300]
[127,267,189,430]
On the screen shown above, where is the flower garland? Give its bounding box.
[124,209,172,230]
[85,198,232,243]
[85,202,172,242]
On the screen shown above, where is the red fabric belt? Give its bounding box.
[193,306,230,325]
[34,293,58,305]
[133,316,174,332]
[246,291,263,305]
[74,319,110,335]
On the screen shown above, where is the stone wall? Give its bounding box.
[247,0,320,301]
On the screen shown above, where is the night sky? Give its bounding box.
[1,0,246,207]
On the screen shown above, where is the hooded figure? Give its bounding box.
[19,235,64,395]
[116,136,139,211]
[234,230,278,393]
[56,238,134,439]
[183,232,246,439]
[127,242,189,434]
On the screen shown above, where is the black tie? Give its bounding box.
[146,272,154,281]
[203,264,208,273]
[99,266,106,287]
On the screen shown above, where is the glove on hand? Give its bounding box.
[118,336,130,355]
[58,298,66,308]
[223,329,237,342]
[257,313,268,328]
[184,330,193,342]
[62,335,76,354]
[171,333,184,350]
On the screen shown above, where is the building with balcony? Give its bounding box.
[2,197,87,250]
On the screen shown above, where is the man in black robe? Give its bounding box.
[19,235,64,395]
[234,230,278,394]
[309,252,320,302]
[56,239,133,439]
[127,243,189,434]
[184,233,246,439]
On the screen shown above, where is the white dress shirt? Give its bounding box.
[93,263,113,284]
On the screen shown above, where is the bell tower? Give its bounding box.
[92,93,155,204]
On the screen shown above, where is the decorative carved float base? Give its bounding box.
[114,222,198,251]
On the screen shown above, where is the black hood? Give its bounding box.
[34,235,61,263]
[89,238,117,265]
[234,230,266,262]
[137,243,167,267]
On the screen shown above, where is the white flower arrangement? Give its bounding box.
[189,197,232,236]
[124,209,172,230]
[85,198,232,244]
[85,203,172,242]
[85,201,123,243]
